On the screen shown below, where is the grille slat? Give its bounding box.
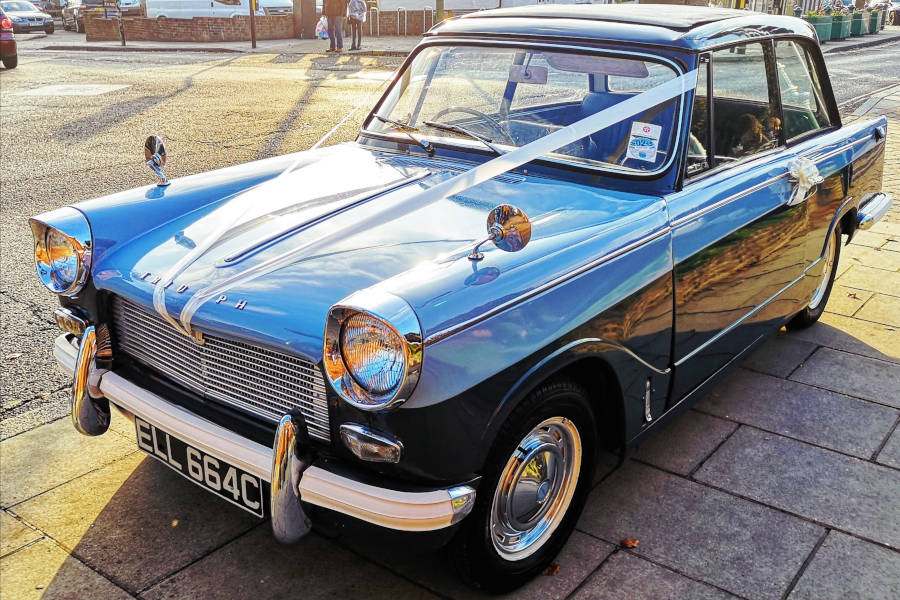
[112,296,331,442]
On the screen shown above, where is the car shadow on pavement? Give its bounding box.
[52,57,240,141]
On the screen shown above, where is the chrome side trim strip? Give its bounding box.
[674,271,806,367]
[801,132,875,164]
[424,226,670,346]
[671,173,788,229]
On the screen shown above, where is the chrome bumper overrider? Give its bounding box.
[857,192,893,230]
[56,332,476,537]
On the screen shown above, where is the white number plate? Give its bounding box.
[134,416,265,517]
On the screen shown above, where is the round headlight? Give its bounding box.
[29,207,93,296]
[47,229,79,288]
[341,313,405,394]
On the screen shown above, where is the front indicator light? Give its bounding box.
[340,424,403,463]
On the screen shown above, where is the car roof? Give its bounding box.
[427,5,817,53]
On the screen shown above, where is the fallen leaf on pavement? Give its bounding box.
[542,563,561,576]
[620,537,639,548]
[4,353,22,360]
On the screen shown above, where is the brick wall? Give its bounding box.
[85,14,294,42]
[375,11,436,36]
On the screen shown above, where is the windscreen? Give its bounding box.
[368,45,681,173]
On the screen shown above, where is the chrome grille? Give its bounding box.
[111,296,331,442]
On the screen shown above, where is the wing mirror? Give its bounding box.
[469,204,531,261]
[144,135,169,187]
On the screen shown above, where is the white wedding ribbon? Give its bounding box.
[160,69,697,335]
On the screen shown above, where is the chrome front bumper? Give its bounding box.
[55,333,476,535]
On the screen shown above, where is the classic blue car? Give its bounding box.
[29,5,892,591]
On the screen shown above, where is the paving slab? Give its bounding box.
[855,293,900,327]
[876,425,900,469]
[572,550,737,600]
[824,284,874,317]
[141,526,438,600]
[0,538,131,600]
[0,416,137,507]
[741,333,818,378]
[790,347,900,408]
[578,461,822,600]
[633,411,737,476]
[694,427,900,549]
[789,531,900,600]
[847,231,893,249]
[837,264,900,297]
[869,221,900,237]
[697,368,897,458]
[789,312,899,363]
[842,244,900,273]
[14,452,260,593]
[0,509,41,557]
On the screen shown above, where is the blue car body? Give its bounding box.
[32,4,890,589]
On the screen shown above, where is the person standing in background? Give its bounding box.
[348,0,366,51]
[324,0,348,53]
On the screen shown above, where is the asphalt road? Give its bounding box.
[0,41,897,439]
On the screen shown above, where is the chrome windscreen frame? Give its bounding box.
[28,206,93,296]
[323,289,423,411]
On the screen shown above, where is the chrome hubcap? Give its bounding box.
[490,417,581,561]
[809,230,836,310]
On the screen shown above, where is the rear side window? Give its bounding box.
[774,40,833,141]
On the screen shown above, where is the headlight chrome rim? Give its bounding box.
[324,290,423,411]
[29,207,93,297]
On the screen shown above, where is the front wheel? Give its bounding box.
[2,55,17,69]
[453,379,596,592]
[787,225,841,330]
[46,26,54,34]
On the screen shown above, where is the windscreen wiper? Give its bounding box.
[423,120,504,155]
[373,115,433,155]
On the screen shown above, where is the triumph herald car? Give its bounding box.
[29,5,892,591]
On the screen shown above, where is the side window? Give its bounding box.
[774,40,833,141]
[711,42,781,162]
[688,41,783,178]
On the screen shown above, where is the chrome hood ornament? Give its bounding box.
[145,135,170,187]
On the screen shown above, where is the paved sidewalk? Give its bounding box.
[1,86,899,600]
[16,24,900,56]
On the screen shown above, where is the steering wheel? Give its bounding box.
[430,106,516,146]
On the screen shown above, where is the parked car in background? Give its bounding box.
[61,0,103,33]
[0,7,17,68]
[0,0,54,32]
[118,0,144,17]
[28,5,892,592]
[146,0,291,19]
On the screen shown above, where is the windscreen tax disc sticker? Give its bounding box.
[627,122,662,163]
